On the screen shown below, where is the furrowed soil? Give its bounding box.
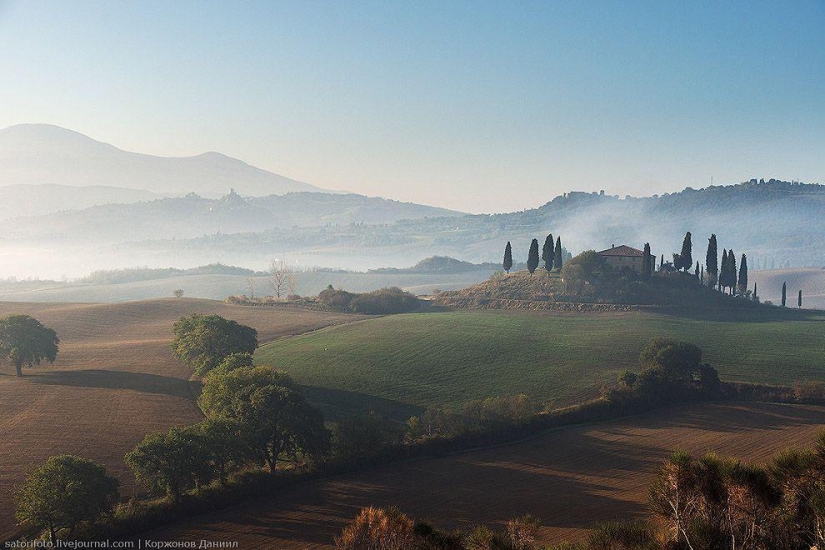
[0,299,362,540]
[144,402,825,547]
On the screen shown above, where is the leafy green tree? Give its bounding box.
[738,254,748,296]
[210,352,254,377]
[0,314,59,377]
[553,236,563,270]
[526,238,539,275]
[15,455,119,543]
[199,366,329,472]
[782,282,787,307]
[195,418,249,486]
[642,243,652,278]
[171,314,258,376]
[640,338,703,380]
[706,234,718,288]
[125,426,213,502]
[542,233,554,272]
[502,242,513,273]
[679,232,693,273]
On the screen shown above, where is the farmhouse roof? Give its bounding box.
[597,245,645,257]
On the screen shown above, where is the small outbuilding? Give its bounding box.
[597,244,651,274]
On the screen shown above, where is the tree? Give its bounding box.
[782,282,787,307]
[125,426,213,502]
[269,259,295,299]
[799,290,803,309]
[738,254,748,296]
[642,243,653,278]
[170,314,258,376]
[199,366,329,472]
[526,238,539,275]
[553,236,563,270]
[542,233,554,272]
[195,418,249,486]
[16,455,119,543]
[172,289,184,298]
[660,254,664,273]
[706,234,718,289]
[727,249,737,295]
[0,314,59,377]
[503,242,513,274]
[694,261,700,279]
[753,283,758,302]
[719,249,728,291]
[679,232,693,274]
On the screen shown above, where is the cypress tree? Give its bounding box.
[799,290,803,309]
[503,242,513,274]
[553,237,563,270]
[719,249,728,291]
[680,232,693,273]
[527,239,540,275]
[542,234,554,272]
[695,261,700,279]
[781,282,787,307]
[728,249,736,295]
[642,243,652,278]
[738,254,748,296]
[753,282,758,301]
[706,234,718,289]
[660,254,664,272]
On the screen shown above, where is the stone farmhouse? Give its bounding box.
[596,244,652,274]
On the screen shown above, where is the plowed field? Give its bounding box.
[145,402,825,547]
[0,299,361,540]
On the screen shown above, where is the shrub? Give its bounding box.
[335,506,415,549]
[351,287,420,314]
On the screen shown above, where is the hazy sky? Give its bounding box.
[1,0,823,213]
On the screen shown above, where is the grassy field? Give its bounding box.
[255,307,825,419]
[0,299,363,541]
[145,401,825,547]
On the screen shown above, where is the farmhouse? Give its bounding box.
[597,244,650,273]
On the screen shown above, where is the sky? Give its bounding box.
[0,0,823,214]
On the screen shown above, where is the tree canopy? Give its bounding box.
[15,455,118,543]
[198,366,329,472]
[0,314,59,377]
[502,242,513,273]
[170,314,258,376]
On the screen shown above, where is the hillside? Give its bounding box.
[0,190,463,243]
[255,308,825,420]
[0,124,319,196]
[0,299,365,540]
[0,184,165,220]
[143,402,825,546]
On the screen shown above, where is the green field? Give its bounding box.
[254,308,825,420]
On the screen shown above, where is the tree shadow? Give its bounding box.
[29,369,194,399]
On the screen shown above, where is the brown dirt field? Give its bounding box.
[0,298,363,540]
[145,402,825,548]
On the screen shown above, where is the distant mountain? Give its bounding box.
[0,183,166,220]
[0,190,465,243]
[0,124,320,196]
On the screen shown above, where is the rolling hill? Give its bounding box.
[0,299,365,541]
[142,401,825,546]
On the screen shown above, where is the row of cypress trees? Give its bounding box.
[704,233,749,295]
[502,234,563,275]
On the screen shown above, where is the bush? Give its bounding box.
[351,287,421,314]
[335,506,415,549]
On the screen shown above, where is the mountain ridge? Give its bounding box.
[0,123,321,196]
